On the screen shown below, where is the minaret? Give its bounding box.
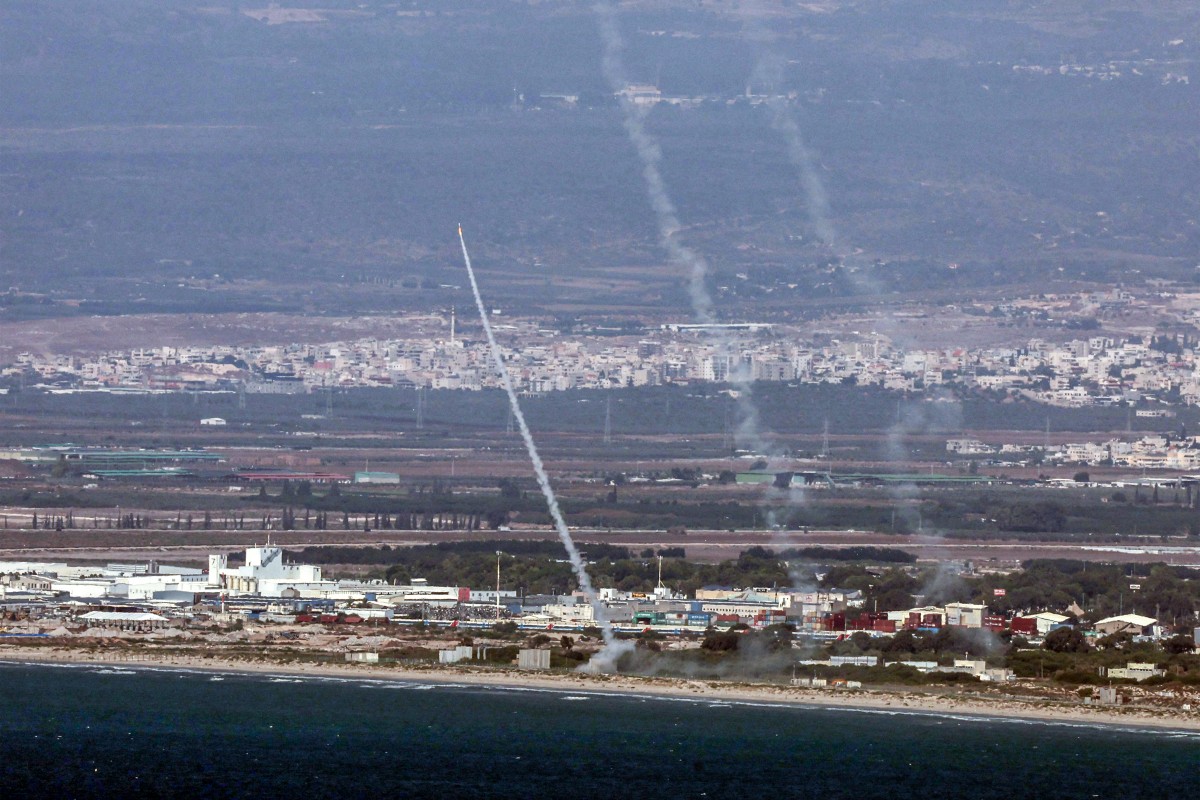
[450,307,456,345]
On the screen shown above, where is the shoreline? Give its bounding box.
[5,648,1199,733]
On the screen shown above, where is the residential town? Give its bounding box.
[9,290,1200,410]
[949,432,1200,470]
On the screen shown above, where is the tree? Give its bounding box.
[994,501,1067,533]
[883,630,926,654]
[1097,631,1133,650]
[701,629,740,652]
[1043,627,1089,653]
[1073,471,1090,483]
[1163,634,1195,655]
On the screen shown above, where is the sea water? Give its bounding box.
[0,661,1196,798]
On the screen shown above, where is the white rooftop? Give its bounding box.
[1096,613,1158,626]
[78,611,168,622]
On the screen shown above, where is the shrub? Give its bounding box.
[1053,669,1102,685]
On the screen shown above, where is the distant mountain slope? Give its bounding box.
[0,1,1196,316]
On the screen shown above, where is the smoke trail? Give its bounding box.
[750,52,836,248]
[594,1,779,464]
[457,225,632,672]
[738,6,971,540]
[595,4,713,324]
[736,0,837,247]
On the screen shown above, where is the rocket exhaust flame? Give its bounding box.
[456,226,631,672]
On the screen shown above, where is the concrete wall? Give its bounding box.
[517,649,550,670]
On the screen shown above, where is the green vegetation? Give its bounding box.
[6,384,1198,447]
[291,541,917,597]
[963,560,1200,623]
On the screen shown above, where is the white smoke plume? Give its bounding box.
[594,0,779,464]
[595,3,713,324]
[750,52,836,248]
[736,0,837,248]
[457,226,633,672]
[739,6,969,535]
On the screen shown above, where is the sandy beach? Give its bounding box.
[5,647,1199,733]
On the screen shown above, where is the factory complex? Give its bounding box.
[1,546,1181,664]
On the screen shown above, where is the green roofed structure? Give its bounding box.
[355,471,401,485]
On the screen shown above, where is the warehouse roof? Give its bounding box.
[78,611,168,622]
[1095,613,1158,627]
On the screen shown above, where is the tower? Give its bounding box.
[208,553,227,587]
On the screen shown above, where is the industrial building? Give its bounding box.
[1094,613,1161,637]
[210,546,325,595]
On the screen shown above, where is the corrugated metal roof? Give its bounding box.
[1096,613,1157,626]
